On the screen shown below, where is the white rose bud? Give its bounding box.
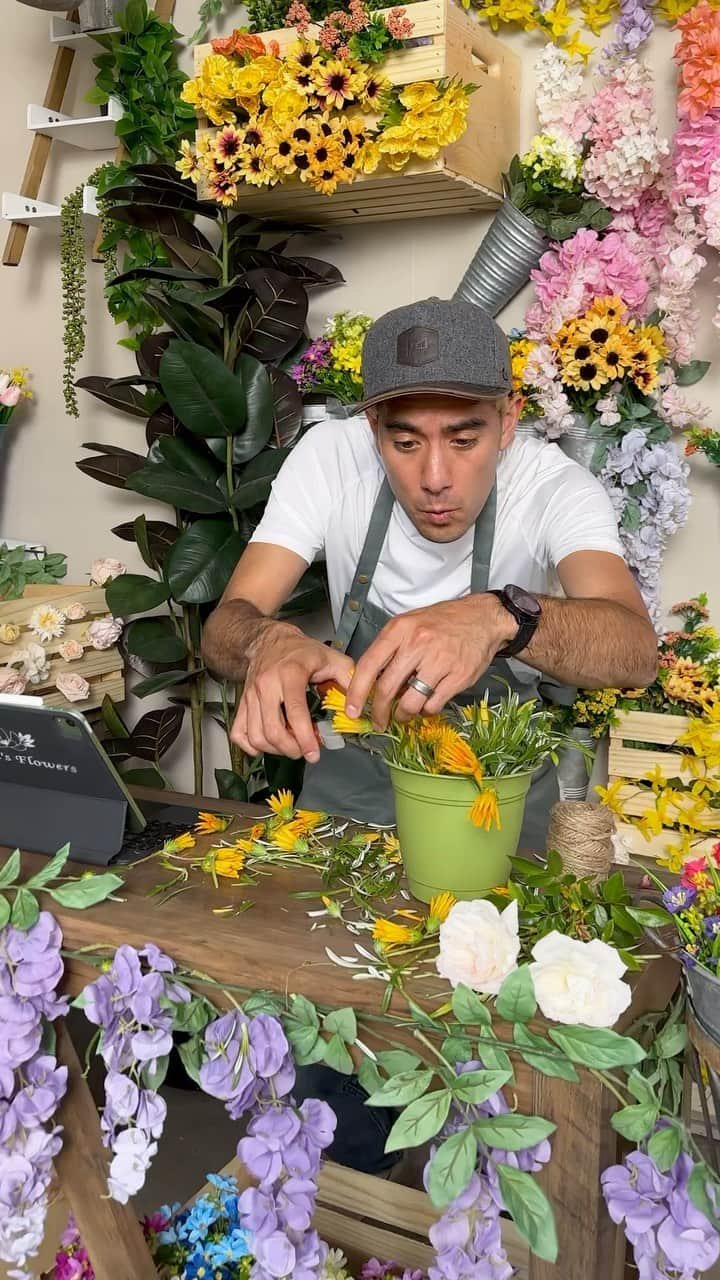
[65,602,89,622]
[528,932,632,1028]
[90,558,126,586]
[436,898,520,996]
[59,639,84,662]
[86,618,123,650]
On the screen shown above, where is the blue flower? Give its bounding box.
[704,915,720,939]
[662,885,697,914]
[178,1199,220,1245]
[207,1173,238,1195]
[680,947,698,969]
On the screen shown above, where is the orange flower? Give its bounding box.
[469,788,501,831]
[212,29,268,58]
[435,729,484,785]
[194,811,232,835]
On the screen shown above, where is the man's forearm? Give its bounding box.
[513,595,658,689]
[201,599,295,682]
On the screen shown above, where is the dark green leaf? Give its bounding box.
[10,888,39,930]
[235,269,308,363]
[77,445,146,490]
[230,448,289,509]
[105,202,216,254]
[130,707,184,761]
[132,669,199,698]
[675,360,710,387]
[654,1022,688,1060]
[178,1036,203,1086]
[75,375,151,418]
[111,265,217,287]
[101,694,130,740]
[48,873,123,909]
[105,573,170,615]
[626,905,674,929]
[125,617,188,664]
[122,767,166,789]
[165,518,245,605]
[548,1025,646,1069]
[287,256,345,290]
[602,872,627,904]
[160,341,248,438]
[112,519,179,565]
[385,1089,453,1153]
[26,844,71,889]
[495,1164,558,1261]
[426,1128,478,1208]
[268,366,302,447]
[232,355,274,462]
[126,437,226,514]
[475,1113,556,1151]
[451,983,492,1027]
[496,966,537,1023]
[145,290,222,351]
[367,1069,434,1107]
[215,769,248,802]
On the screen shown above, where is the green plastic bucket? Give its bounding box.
[387,763,533,903]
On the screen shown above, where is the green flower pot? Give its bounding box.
[387,762,533,903]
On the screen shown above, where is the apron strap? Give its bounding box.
[470,484,496,594]
[332,478,395,653]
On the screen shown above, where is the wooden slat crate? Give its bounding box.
[0,584,124,714]
[196,1157,530,1277]
[609,709,719,862]
[194,0,520,223]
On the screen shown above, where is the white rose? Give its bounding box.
[0,669,27,695]
[59,639,84,662]
[19,643,50,684]
[86,617,123,650]
[65,602,89,622]
[436,898,520,996]
[91,558,126,587]
[56,672,91,703]
[528,932,632,1028]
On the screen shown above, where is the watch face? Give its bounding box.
[506,585,541,618]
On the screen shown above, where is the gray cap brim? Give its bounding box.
[357,381,511,413]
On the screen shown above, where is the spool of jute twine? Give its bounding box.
[546,800,615,883]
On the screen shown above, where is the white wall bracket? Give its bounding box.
[50,16,121,47]
[27,98,122,150]
[2,186,100,224]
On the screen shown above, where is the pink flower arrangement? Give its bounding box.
[671,110,720,250]
[583,60,668,213]
[675,1,720,121]
[525,228,651,338]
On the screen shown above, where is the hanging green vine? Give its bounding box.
[60,165,111,418]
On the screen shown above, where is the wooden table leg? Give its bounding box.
[53,1019,158,1280]
[529,1069,624,1280]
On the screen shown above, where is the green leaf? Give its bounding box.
[654,1022,688,1060]
[160,340,248,438]
[358,1057,384,1098]
[626,1068,656,1105]
[548,1026,646,1069]
[289,994,319,1027]
[122,767,166,789]
[385,1089,453,1153]
[496,967,537,1023]
[426,1128,478,1209]
[376,1050,420,1074]
[178,1036,203,1086]
[626,905,674,929]
[101,694,130,740]
[647,1124,682,1172]
[125,617,188,664]
[441,1035,474,1064]
[367,1069,435,1108]
[142,1054,169,1091]
[480,1043,512,1073]
[323,1033,354,1074]
[0,849,21,889]
[688,1165,720,1230]
[10,888,40,931]
[496,1164,558,1262]
[513,1024,579,1082]
[132,670,196,698]
[322,1007,357,1043]
[230,447,289,510]
[105,572,169,615]
[165,518,245,605]
[0,896,11,928]
[215,769,248,802]
[453,1068,513,1104]
[675,359,710,387]
[47,873,123,909]
[26,844,71,889]
[602,872,627,904]
[126,437,226,514]
[131,707,184,761]
[452,984,492,1027]
[286,1021,322,1061]
[475,1113,556,1151]
[173,998,214,1035]
[232,356,274,463]
[611,1103,659,1142]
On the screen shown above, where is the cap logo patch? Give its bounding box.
[396,325,439,367]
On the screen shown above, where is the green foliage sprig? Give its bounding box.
[504,152,612,242]
[0,544,67,602]
[0,845,123,930]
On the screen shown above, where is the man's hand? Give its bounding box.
[232,622,354,763]
[346,595,514,730]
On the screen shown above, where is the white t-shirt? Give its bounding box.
[250,416,624,627]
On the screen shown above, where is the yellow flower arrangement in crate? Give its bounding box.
[185,0,519,223]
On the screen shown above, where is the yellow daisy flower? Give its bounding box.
[435,729,484,786]
[161,832,196,855]
[194,812,232,835]
[294,809,325,833]
[272,821,309,852]
[469,788,501,831]
[372,918,421,949]
[268,789,295,820]
[427,892,456,928]
[176,139,201,183]
[382,832,403,863]
[206,847,246,879]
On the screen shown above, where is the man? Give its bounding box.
[202,297,657,1173]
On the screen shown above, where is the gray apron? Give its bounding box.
[299,479,558,850]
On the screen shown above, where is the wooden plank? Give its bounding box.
[616,784,717,827]
[614,821,717,862]
[610,710,691,746]
[53,1020,158,1280]
[608,744,691,780]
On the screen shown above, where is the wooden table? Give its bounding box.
[22,789,680,1280]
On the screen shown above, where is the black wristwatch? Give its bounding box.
[490,585,542,658]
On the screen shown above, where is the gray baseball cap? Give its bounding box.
[359,297,512,411]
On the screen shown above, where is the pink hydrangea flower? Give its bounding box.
[56,672,91,703]
[526,228,651,337]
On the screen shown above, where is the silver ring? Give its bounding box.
[407,675,435,698]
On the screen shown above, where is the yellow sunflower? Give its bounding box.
[426,892,456,928]
[372,918,420,949]
[267,789,295,820]
[237,144,277,188]
[314,60,360,110]
[195,811,232,835]
[176,139,201,183]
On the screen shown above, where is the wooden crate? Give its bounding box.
[609,709,718,861]
[196,1157,529,1277]
[0,584,124,714]
[193,0,520,223]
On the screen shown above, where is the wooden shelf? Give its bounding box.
[49,16,120,47]
[1,186,99,224]
[27,97,121,150]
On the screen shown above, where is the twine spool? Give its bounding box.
[546,800,615,884]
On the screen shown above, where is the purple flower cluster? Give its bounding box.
[603,0,655,63]
[426,1063,551,1280]
[0,913,69,1279]
[600,431,690,622]
[200,1010,336,1280]
[602,1150,720,1277]
[291,338,333,393]
[83,943,192,1204]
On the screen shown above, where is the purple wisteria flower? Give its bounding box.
[603,0,654,63]
[0,912,69,1278]
[602,1147,720,1276]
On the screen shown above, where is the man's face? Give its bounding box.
[368,393,519,543]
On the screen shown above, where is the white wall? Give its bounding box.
[1,4,718,791]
